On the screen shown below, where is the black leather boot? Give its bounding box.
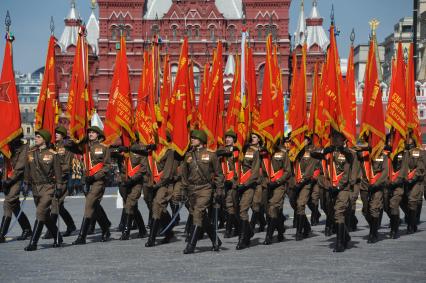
[416,202,422,225]
[24,220,44,251]
[184,214,193,242]
[250,211,259,232]
[145,218,160,247]
[263,217,275,245]
[14,209,32,241]
[203,215,221,251]
[72,218,91,245]
[333,223,345,252]
[407,209,417,234]
[60,204,76,237]
[87,218,96,235]
[236,220,251,250]
[0,216,11,243]
[258,207,267,232]
[303,215,312,238]
[276,214,285,242]
[42,214,57,239]
[295,215,304,241]
[389,214,399,239]
[134,208,147,238]
[119,213,132,240]
[160,212,175,244]
[116,208,126,232]
[183,225,200,254]
[367,217,378,244]
[45,216,63,248]
[224,214,235,238]
[349,209,358,231]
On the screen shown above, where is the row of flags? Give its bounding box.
[0,23,421,162]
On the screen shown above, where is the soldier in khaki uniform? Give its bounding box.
[358,146,389,243]
[181,130,224,254]
[43,126,76,239]
[24,129,63,251]
[0,133,32,243]
[312,131,355,252]
[263,138,291,245]
[216,130,240,238]
[72,126,112,245]
[387,146,406,239]
[236,134,261,250]
[250,133,268,232]
[145,143,179,247]
[115,141,149,241]
[403,134,425,234]
[293,137,320,241]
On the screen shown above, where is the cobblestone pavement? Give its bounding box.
[0,188,425,282]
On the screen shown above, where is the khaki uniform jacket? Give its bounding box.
[2,142,28,184]
[270,147,292,186]
[181,147,224,190]
[24,146,62,186]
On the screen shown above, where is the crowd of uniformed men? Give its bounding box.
[0,126,424,254]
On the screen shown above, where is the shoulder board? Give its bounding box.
[207,149,216,153]
[49,149,58,154]
[28,146,37,152]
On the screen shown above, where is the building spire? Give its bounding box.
[294,0,306,47]
[91,0,97,11]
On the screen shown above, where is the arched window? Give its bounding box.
[187,25,192,39]
[126,26,131,40]
[272,25,278,41]
[228,26,236,41]
[257,26,263,41]
[151,24,160,37]
[171,64,178,87]
[111,26,118,40]
[194,26,200,39]
[209,26,215,41]
[172,25,178,40]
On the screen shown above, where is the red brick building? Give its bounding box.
[56,0,329,118]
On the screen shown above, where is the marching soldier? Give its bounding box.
[0,133,32,243]
[358,144,389,243]
[181,130,224,254]
[72,126,112,245]
[24,129,63,251]
[145,135,179,247]
[216,130,240,238]
[263,138,291,245]
[43,126,77,239]
[387,142,407,239]
[403,134,425,234]
[250,133,268,232]
[293,136,320,241]
[116,140,149,241]
[312,131,355,252]
[235,133,261,250]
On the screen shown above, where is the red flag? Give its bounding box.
[322,25,342,132]
[154,55,171,160]
[200,41,224,150]
[35,36,59,143]
[167,37,190,156]
[308,62,321,146]
[339,43,356,146]
[259,34,283,152]
[225,55,245,150]
[104,35,135,146]
[385,42,407,158]
[289,43,308,160]
[359,39,385,159]
[196,62,210,129]
[245,46,260,137]
[406,43,421,146]
[66,27,94,143]
[135,49,157,145]
[0,32,22,158]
